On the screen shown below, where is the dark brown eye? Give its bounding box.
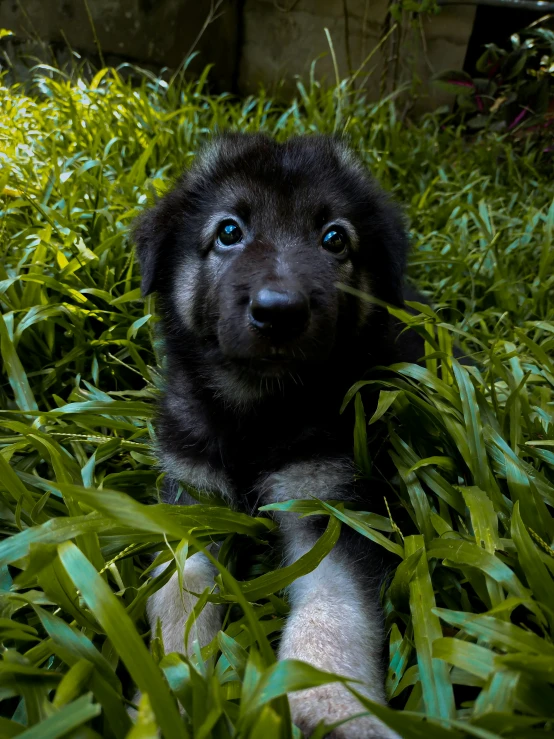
[322,227,349,256]
[217,220,243,247]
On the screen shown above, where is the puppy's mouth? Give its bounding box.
[258,347,295,362]
[218,327,335,377]
[232,353,298,376]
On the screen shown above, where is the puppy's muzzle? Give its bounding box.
[249,287,310,340]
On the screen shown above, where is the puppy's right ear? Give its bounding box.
[133,200,166,297]
[133,187,183,296]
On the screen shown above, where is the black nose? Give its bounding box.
[249,288,310,338]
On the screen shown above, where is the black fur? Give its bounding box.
[134,133,423,738]
[134,134,422,506]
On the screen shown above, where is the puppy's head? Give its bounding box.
[134,134,409,391]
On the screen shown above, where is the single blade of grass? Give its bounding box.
[405,535,455,720]
[0,313,38,412]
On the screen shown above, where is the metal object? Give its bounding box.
[438,0,554,10]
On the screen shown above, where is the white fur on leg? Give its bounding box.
[130,553,223,717]
[147,552,223,656]
[280,543,400,739]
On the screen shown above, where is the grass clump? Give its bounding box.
[0,64,553,738]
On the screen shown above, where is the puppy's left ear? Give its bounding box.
[132,187,183,296]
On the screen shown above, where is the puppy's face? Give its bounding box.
[135,134,408,386]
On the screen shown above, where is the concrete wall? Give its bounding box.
[239,0,475,107]
[0,0,240,89]
[0,0,475,106]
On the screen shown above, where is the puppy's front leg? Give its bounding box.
[280,522,399,739]
[147,552,223,656]
[131,553,222,716]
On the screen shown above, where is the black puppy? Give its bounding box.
[134,133,415,738]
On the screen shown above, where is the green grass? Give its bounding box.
[0,62,553,738]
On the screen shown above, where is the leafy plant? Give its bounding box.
[390,0,440,22]
[0,57,553,738]
[434,15,554,144]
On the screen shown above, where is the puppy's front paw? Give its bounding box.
[289,683,400,739]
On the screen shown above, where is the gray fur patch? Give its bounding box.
[259,458,355,505]
[147,552,222,656]
[173,258,201,330]
[335,141,366,177]
[161,450,234,503]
